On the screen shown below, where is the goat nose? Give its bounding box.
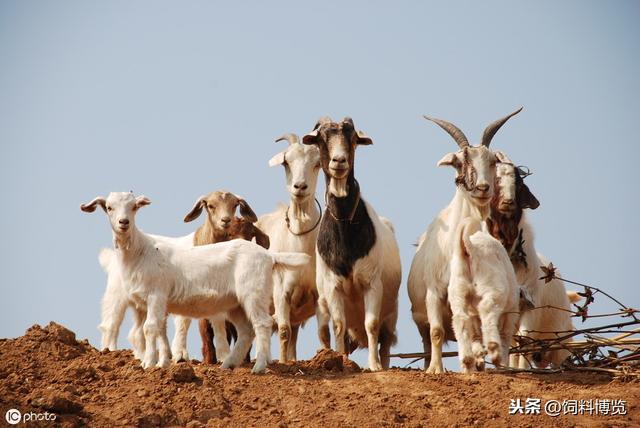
[332,155,347,164]
[293,182,308,190]
[119,219,129,225]
[503,198,515,206]
[221,217,231,223]
[476,183,490,192]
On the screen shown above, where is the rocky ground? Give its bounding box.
[1,322,638,427]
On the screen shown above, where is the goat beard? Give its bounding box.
[328,176,348,198]
[112,233,132,250]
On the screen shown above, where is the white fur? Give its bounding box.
[83,192,309,373]
[408,145,511,373]
[257,138,322,362]
[449,218,519,373]
[315,200,402,372]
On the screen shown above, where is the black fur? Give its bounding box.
[317,177,376,277]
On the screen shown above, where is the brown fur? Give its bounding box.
[185,190,269,364]
[487,166,539,257]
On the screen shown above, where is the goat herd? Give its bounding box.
[81,110,579,375]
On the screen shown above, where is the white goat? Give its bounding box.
[97,232,193,358]
[256,133,323,362]
[302,117,402,372]
[449,218,519,372]
[81,192,309,373]
[408,108,521,373]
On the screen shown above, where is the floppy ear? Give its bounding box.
[268,152,286,167]
[135,195,151,209]
[356,130,373,146]
[302,129,319,145]
[494,151,513,165]
[184,196,206,222]
[437,152,460,168]
[236,196,258,223]
[80,196,106,213]
[518,182,540,210]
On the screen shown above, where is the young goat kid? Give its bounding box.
[81,192,309,373]
[173,190,270,364]
[408,108,521,373]
[449,217,520,372]
[303,117,402,372]
[256,133,323,362]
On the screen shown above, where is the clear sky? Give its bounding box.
[1,1,638,370]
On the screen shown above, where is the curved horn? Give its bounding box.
[314,116,332,130]
[481,107,523,147]
[275,133,299,145]
[423,115,469,149]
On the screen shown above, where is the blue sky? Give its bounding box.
[1,1,638,369]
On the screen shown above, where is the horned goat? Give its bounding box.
[408,108,521,373]
[255,133,323,362]
[302,116,401,371]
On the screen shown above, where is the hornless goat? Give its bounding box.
[449,217,520,372]
[172,191,269,364]
[408,108,521,373]
[302,116,401,371]
[82,192,308,373]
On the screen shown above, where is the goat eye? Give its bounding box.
[107,207,112,212]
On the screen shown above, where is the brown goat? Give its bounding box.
[183,190,270,364]
[486,164,539,263]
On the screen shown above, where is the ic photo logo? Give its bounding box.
[5,409,21,425]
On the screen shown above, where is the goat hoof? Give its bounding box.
[426,364,444,374]
[251,360,267,374]
[171,349,189,363]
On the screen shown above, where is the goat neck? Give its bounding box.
[325,169,360,221]
[453,187,491,222]
[288,193,320,228]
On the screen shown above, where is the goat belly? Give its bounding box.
[317,204,376,278]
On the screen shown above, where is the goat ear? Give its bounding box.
[135,195,151,209]
[518,182,540,210]
[237,197,258,223]
[494,151,513,165]
[437,152,460,168]
[302,129,319,145]
[80,196,106,213]
[356,130,373,146]
[268,152,285,167]
[184,196,206,223]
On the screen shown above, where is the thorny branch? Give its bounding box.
[391,263,640,380]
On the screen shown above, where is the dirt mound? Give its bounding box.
[1,322,638,427]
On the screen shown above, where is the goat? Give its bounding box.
[255,133,323,362]
[172,190,270,364]
[96,191,267,364]
[486,164,578,368]
[302,116,401,371]
[449,217,520,372]
[408,108,521,373]
[81,192,309,373]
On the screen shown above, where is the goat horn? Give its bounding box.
[423,115,469,149]
[481,107,523,147]
[275,133,299,145]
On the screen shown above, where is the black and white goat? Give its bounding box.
[302,116,401,371]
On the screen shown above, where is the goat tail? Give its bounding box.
[271,252,311,270]
[566,290,582,304]
[98,248,115,272]
[457,217,483,258]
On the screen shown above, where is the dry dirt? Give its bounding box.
[1,322,638,427]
